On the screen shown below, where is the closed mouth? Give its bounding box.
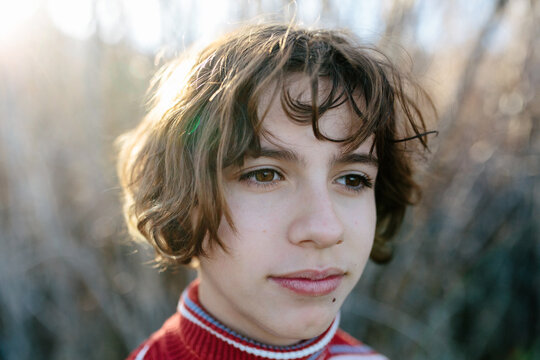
[269,268,345,296]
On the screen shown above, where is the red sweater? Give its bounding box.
[127,282,388,360]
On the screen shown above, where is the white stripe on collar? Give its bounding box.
[179,300,340,360]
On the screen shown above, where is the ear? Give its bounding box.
[188,256,200,269]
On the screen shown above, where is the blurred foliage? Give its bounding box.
[0,0,538,359]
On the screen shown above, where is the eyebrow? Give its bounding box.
[255,148,301,162]
[332,152,378,167]
[251,146,378,168]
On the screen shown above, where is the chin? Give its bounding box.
[279,307,337,340]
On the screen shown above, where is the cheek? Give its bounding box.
[213,196,284,270]
[352,207,376,235]
[343,197,377,254]
[344,193,377,230]
[225,191,286,239]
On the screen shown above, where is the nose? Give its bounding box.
[287,185,344,248]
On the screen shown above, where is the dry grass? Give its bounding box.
[0,1,538,359]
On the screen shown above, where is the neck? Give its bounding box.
[176,280,340,360]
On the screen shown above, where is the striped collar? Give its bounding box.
[176,281,340,360]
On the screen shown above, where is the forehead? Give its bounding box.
[257,74,365,148]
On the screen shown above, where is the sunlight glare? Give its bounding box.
[96,0,125,44]
[47,0,95,40]
[193,0,230,45]
[123,0,162,52]
[0,0,39,43]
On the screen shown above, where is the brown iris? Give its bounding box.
[343,175,362,187]
[254,170,275,182]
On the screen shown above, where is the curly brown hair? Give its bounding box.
[117,23,435,267]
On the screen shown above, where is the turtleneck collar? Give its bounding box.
[176,280,340,360]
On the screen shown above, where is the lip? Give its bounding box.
[269,268,345,296]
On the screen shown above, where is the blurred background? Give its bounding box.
[0,0,538,359]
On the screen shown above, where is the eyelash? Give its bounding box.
[334,173,373,193]
[238,168,373,193]
[239,168,284,189]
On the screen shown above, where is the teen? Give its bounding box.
[118,23,433,360]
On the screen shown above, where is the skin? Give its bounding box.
[197,77,378,346]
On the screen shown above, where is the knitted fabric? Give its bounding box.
[127,281,388,360]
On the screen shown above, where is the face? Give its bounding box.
[197,77,378,346]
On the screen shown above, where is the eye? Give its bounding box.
[239,168,284,187]
[335,173,373,193]
[253,169,279,182]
